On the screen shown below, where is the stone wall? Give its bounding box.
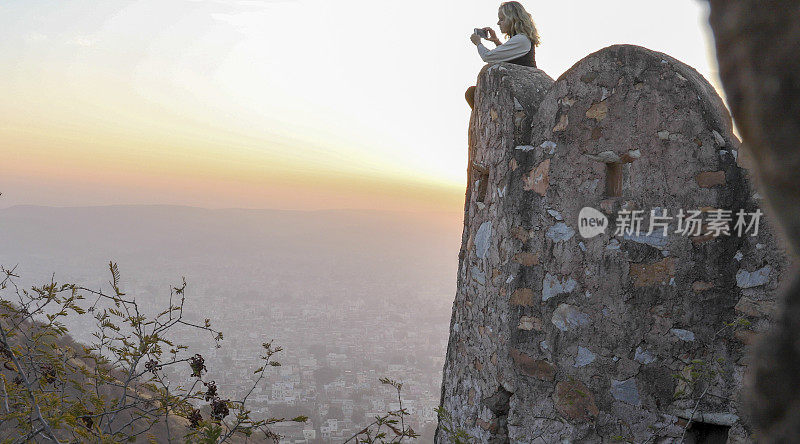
[437,45,792,443]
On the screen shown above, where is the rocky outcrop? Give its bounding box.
[437,46,791,443]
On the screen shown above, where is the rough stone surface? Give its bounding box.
[510,349,555,380]
[553,380,599,422]
[545,222,575,242]
[735,265,771,288]
[475,221,492,260]
[574,346,596,367]
[436,62,555,444]
[670,328,696,342]
[696,170,727,188]
[541,272,578,301]
[509,288,534,307]
[551,303,590,332]
[611,378,642,406]
[436,49,791,444]
[634,346,657,364]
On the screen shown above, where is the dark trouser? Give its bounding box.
[465,85,476,109]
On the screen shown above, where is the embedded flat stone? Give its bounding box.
[586,101,609,120]
[510,349,555,380]
[514,252,540,266]
[542,273,578,301]
[518,316,542,331]
[696,171,726,188]
[554,380,599,422]
[671,328,696,341]
[623,231,669,249]
[611,378,641,406]
[475,221,492,259]
[546,222,575,242]
[629,258,675,287]
[736,265,771,288]
[510,288,535,306]
[692,281,715,292]
[552,304,590,331]
[634,347,656,364]
[547,209,563,221]
[574,346,596,367]
[523,159,550,195]
[470,266,486,285]
[734,296,776,318]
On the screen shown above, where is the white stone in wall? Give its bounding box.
[552,304,590,332]
[540,140,557,150]
[611,378,641,406]
[542,273,578,301]
[546,223,575,242]
[623,231,669,249]
[475,221,493,259]
[634,347,656,364]
[574,346,596,367]
[546,209,563,221]
[670,329,695,342]
[736,265,771,288]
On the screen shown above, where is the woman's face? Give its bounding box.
[497,10,512,34]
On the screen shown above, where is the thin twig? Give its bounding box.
[680,385,710,442]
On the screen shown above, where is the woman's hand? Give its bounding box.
[484,27,501,45]
[470,32,481,45]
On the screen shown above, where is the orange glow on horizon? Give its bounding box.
[1,0,719,214]
[1,124,466,213]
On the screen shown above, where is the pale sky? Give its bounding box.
[0,0,720,212]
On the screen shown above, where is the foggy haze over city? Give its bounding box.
[0,204,462,440]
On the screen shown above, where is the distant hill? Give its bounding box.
[0,205,463,301]
[0,302,191,442]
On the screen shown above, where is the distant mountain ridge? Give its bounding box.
[0,204,462,302]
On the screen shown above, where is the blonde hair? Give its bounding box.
[499,1,540,47]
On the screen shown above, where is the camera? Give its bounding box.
[474,28,488,39]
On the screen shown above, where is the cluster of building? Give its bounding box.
[163,288,451,443]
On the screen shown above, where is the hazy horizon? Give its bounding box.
[1,0,719,213]
[0,202,463,214]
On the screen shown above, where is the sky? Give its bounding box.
[0,0,721,212]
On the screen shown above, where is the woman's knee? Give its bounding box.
[465,85,476,108]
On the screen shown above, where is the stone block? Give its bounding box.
[523,159,550,195]
[510,349,555,380]
[510,288,535,306]
[629,257,675,287]
[553,380,599,422]
[696,170,726,187]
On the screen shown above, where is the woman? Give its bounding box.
[466,2,540,108]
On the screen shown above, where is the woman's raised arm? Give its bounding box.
[474,34,531,63]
